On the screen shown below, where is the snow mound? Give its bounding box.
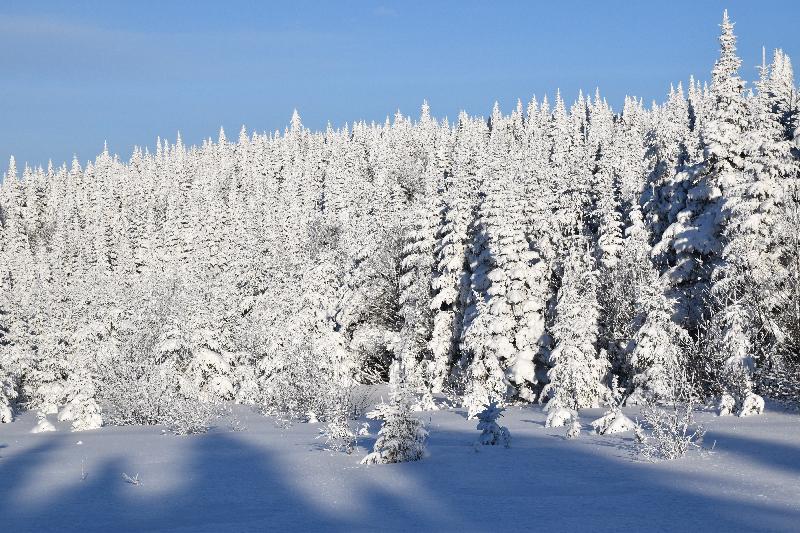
[591,409,636,435]
[545,407,577,428]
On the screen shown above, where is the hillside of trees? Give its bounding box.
[0,11,798,431]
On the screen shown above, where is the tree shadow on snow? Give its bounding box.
[0,417,798,532]
[703,429,800,477]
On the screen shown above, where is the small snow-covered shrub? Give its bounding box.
[58,368,104,432]
[545,406,577,428]
[411,389,438,412]
[635,401,705,461]
[318,415,357,454]
[361,399,427,465]
[317,391,358,454]
[632,360,705,461]
[737,392,764,417]
[565,419,581,439]
[31,412,55,433]
[719,362,755,409]
[591,376,636,435]
[99,358,222,435]
[59,395,103,432]
[122,472,142,486]
[635,367,705,461]
[717,392,736,416]
[259,342,362,424]
[0,373,18,423]
[475,402,511,447]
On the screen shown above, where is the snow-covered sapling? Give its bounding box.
[565,419,581,440]
[0,374,17,423]
[318,415,357,454]
[590,377,636,435]
[31,412,55,434]
[361,399,427,465]
[718,392,736,416]
[475,402,511,447]
[737,392,764,417]
[635,400,705,461]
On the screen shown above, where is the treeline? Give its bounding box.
[0,11,798,430]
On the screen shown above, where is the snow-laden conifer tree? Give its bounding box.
[0,371,17,423]
[361,393,427,465]
[542,236,610,410]
[626,278,690,405]
[710,49,799,386]
[460,168,549,413]
[653,10,750,330]
[428,113,485,392]
[397,190,437,393]
[475,402,511,447]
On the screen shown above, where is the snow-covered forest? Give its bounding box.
[0,10,798,435]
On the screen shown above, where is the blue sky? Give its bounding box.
[1,0,798,169]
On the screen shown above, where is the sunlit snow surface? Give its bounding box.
[1,392,798,532]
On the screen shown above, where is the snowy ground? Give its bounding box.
[1,392,799,532]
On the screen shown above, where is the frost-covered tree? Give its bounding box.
[397,193,437,392]
[542,236,610,410]
[475,401,511,447]
[626,280,690,405]
[460,170,549,414]
[361,395,427,465]
[709,47,799,398]
[653,10,750,330]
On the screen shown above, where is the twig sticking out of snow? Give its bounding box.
[122,472,142,486]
